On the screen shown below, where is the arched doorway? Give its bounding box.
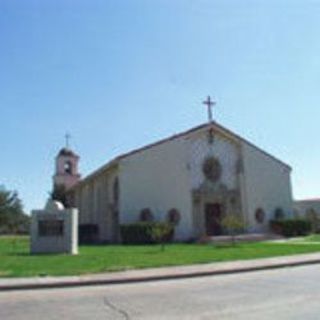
[205,203,223,236]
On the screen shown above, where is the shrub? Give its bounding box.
[306,209,320,233]
[51,184,68,208]
[221,214,246,245]
[270,218,312,237]
[120,222,174,245]
[79,224,99,244]
[149,222,174,251]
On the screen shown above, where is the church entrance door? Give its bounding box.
[205,203,223,236]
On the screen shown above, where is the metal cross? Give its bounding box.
[65,133,71,149]
[202,96,216,123]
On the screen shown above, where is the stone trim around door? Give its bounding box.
[192,183,243,238]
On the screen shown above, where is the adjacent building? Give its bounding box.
[294,199,320,218]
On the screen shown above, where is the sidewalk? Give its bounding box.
[1,252,320,291]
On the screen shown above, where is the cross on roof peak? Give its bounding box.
[202,95,216,123]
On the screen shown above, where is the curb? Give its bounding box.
[1,257,320,292]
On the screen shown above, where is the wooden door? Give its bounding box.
[205,203,222,236]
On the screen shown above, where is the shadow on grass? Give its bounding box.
[4,252,30,257]
[212,243,242,249]
[5,252,70,257]
[144,249,167,255]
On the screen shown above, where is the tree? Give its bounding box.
[51,184,68,207]
[148,222,173,252]
[0,186,30,234]
[221,214,246,246]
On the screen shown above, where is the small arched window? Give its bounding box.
[255,208,265,224]
[167,208,181,226]
[140,208,154,222]
[64,160,73,174]
[274,208,285,220]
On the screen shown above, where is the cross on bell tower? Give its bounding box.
[65,133,71,149]
[202,96,216,123]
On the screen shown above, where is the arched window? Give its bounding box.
[255,208,265,224]
[274,208,285,220]
[140,208,154,222]
[113,177,119,205]
[167,208,181,226]
[64,160,73,174]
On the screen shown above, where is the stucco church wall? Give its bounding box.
[119,137,193,240]
[242,142,293,232]
[188,131,239,190]
[78,184,91,224]
[74,167,118,242]
[91,174,109,241]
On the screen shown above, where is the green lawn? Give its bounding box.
[302,234,320,242]
[0,236,320,278]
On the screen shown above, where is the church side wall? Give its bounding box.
[73,166,119,242]
[119,137,193,241]
[242,142,293,232]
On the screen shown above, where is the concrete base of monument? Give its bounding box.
[197,233,284,244]
[30,200,78,255]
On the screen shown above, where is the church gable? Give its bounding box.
[186,127,240,191]
[75,121,290,191]
[187,127,244,238]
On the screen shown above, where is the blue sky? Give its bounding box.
[1,0,320,213]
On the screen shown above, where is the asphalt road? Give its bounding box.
[1,265,320,320]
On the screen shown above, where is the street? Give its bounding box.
[1,265,320,319]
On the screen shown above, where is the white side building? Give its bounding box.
[294,199,320,218]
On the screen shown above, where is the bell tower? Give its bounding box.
[53,135,81,191]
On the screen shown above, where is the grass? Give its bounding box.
[0,236,320,278]
[302,234,320,242]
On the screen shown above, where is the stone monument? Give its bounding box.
[31,200,78,255]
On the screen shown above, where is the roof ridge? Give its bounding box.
[74,121,291,187]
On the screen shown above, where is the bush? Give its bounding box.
[79,224,99,244]
[120,222,174,244]
[306,209,320,233]
[221,214,246,245]
[270,218,312,237]
[221,214,246,234]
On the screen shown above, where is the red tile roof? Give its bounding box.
[295,198,320,203]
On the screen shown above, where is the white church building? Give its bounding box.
[53,105,293,243]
